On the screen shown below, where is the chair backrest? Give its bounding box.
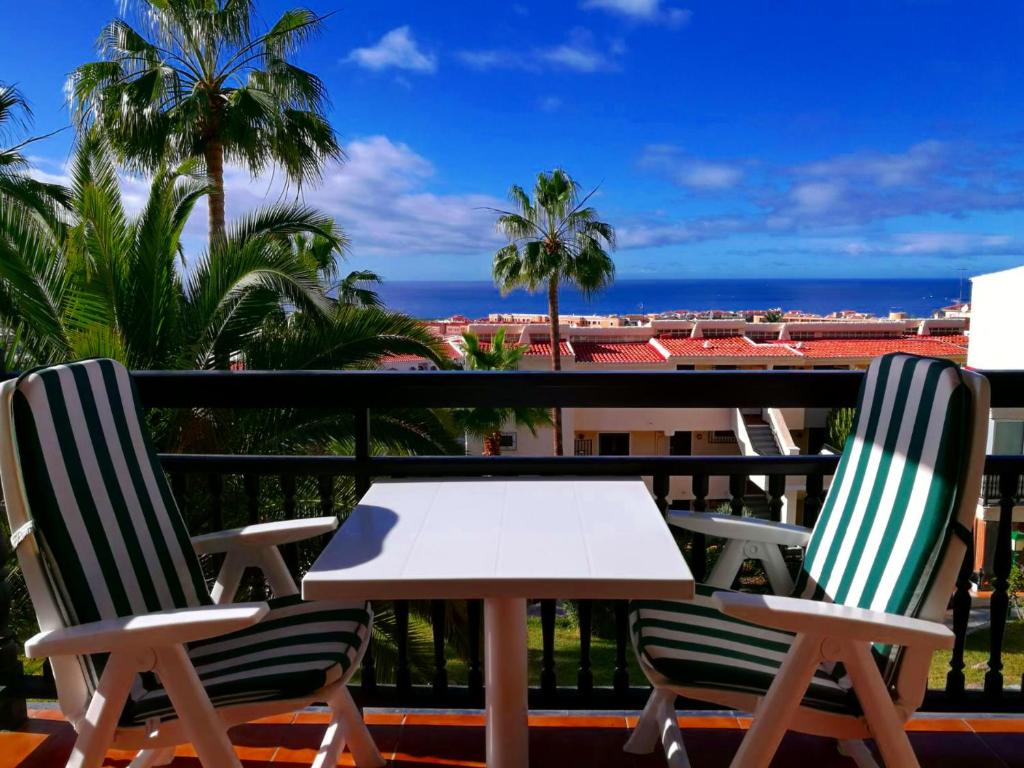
[0,359,209,722]
[795,353,988,707]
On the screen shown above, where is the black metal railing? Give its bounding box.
[2,368,1024,720]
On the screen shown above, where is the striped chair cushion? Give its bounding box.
[631,354,969,700]
[121,596,371,726]
[12,360,211,688]
[630,585,860,715]
[796,353,968,616]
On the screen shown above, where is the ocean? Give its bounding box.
[375,278,966,320]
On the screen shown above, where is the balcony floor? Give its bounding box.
[4,708,1024,767]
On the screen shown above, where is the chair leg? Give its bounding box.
[653,691,690,768]
[838,739,881,768]
[128,747,176,768]
[729,633,822,768]
[707,539,747,589]
[623,687,664,755]
[322,685,384,768]
[210,551,246,604]
[154,645,242,768]
[67,653,137,768]
[842,642,920,768]
[760,545,795,595]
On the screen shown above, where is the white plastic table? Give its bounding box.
[302,477,694,768]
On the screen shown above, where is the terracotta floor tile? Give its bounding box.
[392,724,485,767]
[0,731,48,764]
[907,731,1010,768]
[528,714,626,728]
[907,717,973,733]
[271,721,402,766]
[969,718,1024,734]
[403,713,486,727]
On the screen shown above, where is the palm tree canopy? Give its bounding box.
[452,329,550,441]
[67,1,342,242]
[68,0,339,178]
[0,83,71,237]
[490,169,616,297]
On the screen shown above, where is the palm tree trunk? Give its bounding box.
[204,140,226,246]
[484,432,502,456]
[548,275,564,456]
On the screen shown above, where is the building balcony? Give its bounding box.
[2,368,1024,764]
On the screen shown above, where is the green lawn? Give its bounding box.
[930,621,1024,690]
[443,615,644,688]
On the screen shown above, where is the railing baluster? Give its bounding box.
[431,599,447,697]
[395,600,411,699]
[767,474,785,523]
[577,600,593,698]
[467,599,483,702]
[984,472,1017,699]
[946,540,974,699]
[208,473,224,533]
[244,474,260,524]
[354,407,371,499]
[653,474,669,519]
[729,473,746,516]
[280,474,299,578]
[803,472,824,529]
[540,599,557,698]
[317,475,334,517]
[691,474,709,582]
[613,600,629,696]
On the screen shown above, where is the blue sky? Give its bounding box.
[3,0,1024,281]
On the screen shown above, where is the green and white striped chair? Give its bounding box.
[625,354,989,768]
[0,359,384,768]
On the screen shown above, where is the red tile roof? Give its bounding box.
[657,336,799,357]
[572,341,666,364]
[526,341,573,357]
[788,337,968,359]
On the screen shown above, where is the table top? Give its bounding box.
[302,477,694,601]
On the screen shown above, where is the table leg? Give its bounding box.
[484,596,529,768]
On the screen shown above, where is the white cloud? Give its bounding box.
[458,29,620,73]
[212,136,504,257]
[345,27,437,74]
[638,145,744,190]
[539,96,563,112]
[582,0,692,27]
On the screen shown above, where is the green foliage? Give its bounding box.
[826,407,857,450]
[68,1,341,241]
[761,308,784,322]
[451,329,551,453]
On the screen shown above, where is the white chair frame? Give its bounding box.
[626,370,989,768]
[0,379,384,768]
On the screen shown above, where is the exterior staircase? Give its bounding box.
[740,410,783,456]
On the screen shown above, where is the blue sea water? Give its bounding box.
[376,278,966,320]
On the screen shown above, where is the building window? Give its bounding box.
[714,365,737,371]
[676,364,695,371]
[500,432,517,451]
[598,433,630,456]
[707,430,737,444]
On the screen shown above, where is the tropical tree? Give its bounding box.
[290,228,384,308]
[0,83,69,240]
[452,329,550,455]
[490,169,616,455]
[67,0,341,245]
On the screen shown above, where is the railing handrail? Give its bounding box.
[4,368,1021,409]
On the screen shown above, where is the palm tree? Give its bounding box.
[490,169,616,455]
[0,83,70,239]
[453,329,550,455]
[290,228,384,309]
[67,0,341,245]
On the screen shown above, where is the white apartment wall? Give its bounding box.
[968,266,1024,370]
[572,407,733,433]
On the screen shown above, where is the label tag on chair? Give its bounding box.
[9,520,34,549]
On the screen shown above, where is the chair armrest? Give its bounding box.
[713,592,953,650]
[668,511,811,547]
[191,517,339,555]
[24,603,269,658]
